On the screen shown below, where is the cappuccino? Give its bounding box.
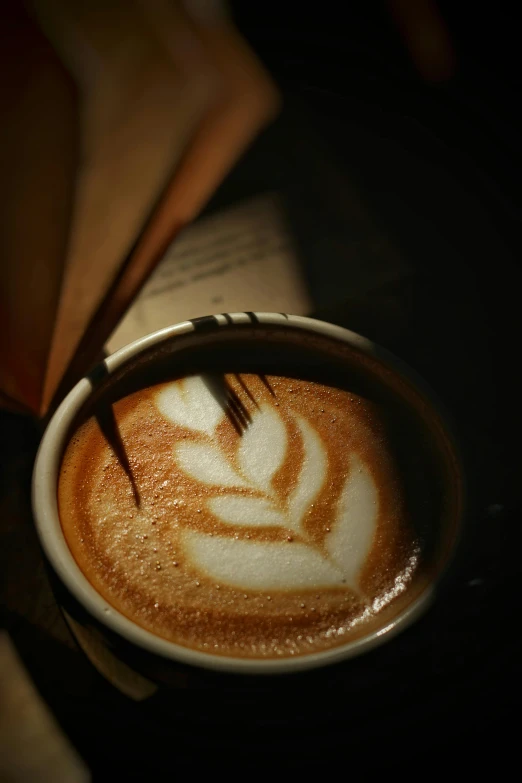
[57,330,457,660]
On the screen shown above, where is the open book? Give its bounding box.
[0,0,279,418]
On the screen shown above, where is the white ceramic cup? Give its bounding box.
[32,313,464,675]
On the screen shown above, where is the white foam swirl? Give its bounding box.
[156,376,225,435]
[326,454,378,588]
[288,414,327,533]
[175,442,248,488]
[182,532,345,589]
[207,495,286,528]
[237,404,287,493]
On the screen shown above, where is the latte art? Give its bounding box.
[158,380,378,591]
[59,372,422,659]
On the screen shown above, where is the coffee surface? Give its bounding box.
[58,361,436,659]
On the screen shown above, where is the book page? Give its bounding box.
[107,193,311,351]
[27,0,279,415]
[34,0,216,414]
[0,3,77,414]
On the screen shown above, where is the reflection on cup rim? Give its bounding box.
[32,313,464,674]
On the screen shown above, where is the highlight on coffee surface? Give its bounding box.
[57,325,461,661]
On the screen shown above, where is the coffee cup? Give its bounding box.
[32,313,464,675]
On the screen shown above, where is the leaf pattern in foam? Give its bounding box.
[175,442,248,488]
[288,414,327,533]
[155,376,225,435]
[208,495,286,528]
[237,404,287,493]
[182,530,345,590]
[326,454,378,589]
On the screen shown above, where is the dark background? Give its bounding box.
[2,1,520,776]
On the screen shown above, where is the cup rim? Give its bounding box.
[32,312,462,674]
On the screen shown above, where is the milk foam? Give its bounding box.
[155,378,378,592]
[156,376,225,435]
[183,533,345,589]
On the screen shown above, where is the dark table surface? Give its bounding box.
[2,9,521,775]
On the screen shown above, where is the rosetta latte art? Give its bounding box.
[156,378,378,592]
[59,371,421,658]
